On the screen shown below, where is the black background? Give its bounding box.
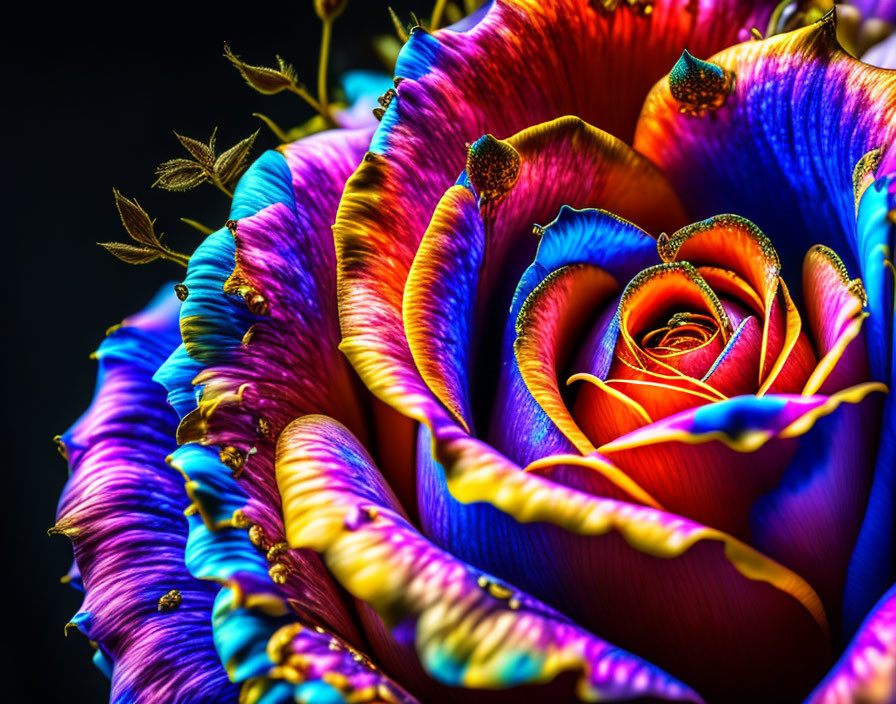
[8,2,420,700]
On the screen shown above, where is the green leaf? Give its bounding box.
[154,158,209,192]
[112,189,159,247]
[98,242,161,265]
[214,130,259,187]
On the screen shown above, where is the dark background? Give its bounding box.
[8,2,420,700]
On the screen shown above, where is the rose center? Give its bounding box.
[640,312,720,357]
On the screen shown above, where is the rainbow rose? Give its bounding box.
[55,1,896,703]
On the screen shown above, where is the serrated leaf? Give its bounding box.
[214,130,259,187]
[174,132,214,168]
[154,159,209,192]
[98,242,161,264]
[113,189,159,247]
[224,43,297,95]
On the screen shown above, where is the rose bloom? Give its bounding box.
[54,1,896,703]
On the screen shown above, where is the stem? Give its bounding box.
[210,171,234,199]
[318,18,334,123]
[159,248,191,268]
[388,7,410,42]
[431,0,447,29]
[180,217,214,236]
[286,84,328,116]
[252,112,290,142]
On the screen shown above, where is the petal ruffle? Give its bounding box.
[54,288,237,704]
[415,425,830,703]
[209,586,419,704]
[156,129,379,685]
[275,415,703,703]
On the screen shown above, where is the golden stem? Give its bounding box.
[210,171,234,199]
[388,7,409,42]
[431,0,447,28]
[285,84,328,117]
[252,112,290,142]
[318,17,334,124]
[159,248,191,268]
[180,217,214,236]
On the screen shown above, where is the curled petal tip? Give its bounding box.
[669,50,735,116]
[466,134,521,202]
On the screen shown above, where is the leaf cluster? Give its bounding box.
[99,190,189,266]
[154,129,259,196]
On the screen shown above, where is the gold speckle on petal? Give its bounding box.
[853,147,883,214]
[847,278,868,306]
[245,291,270,317]
[656,232,673,262]
[267,542,288,562]
[158,589,182,612]
[466,134,521,202]
[53,435,68,461]
[597,0,654,15]
[232,508,251,528]
[669,50,735,116]
[219,445,245,474]
[476,574,515,601]
[256,416,273,439]
[249,524,266,548]
[174,283,189,301]
[268,562,288,584]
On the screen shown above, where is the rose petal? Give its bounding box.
[802,244,870,394]
[513,263,618,456]
[596,384,883,547]
[54,288,237,704]
[491,206,660,464]
[404,185,483,432]
[276,415,703,703]
[843,174,896,636]
[751,394,883,637]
